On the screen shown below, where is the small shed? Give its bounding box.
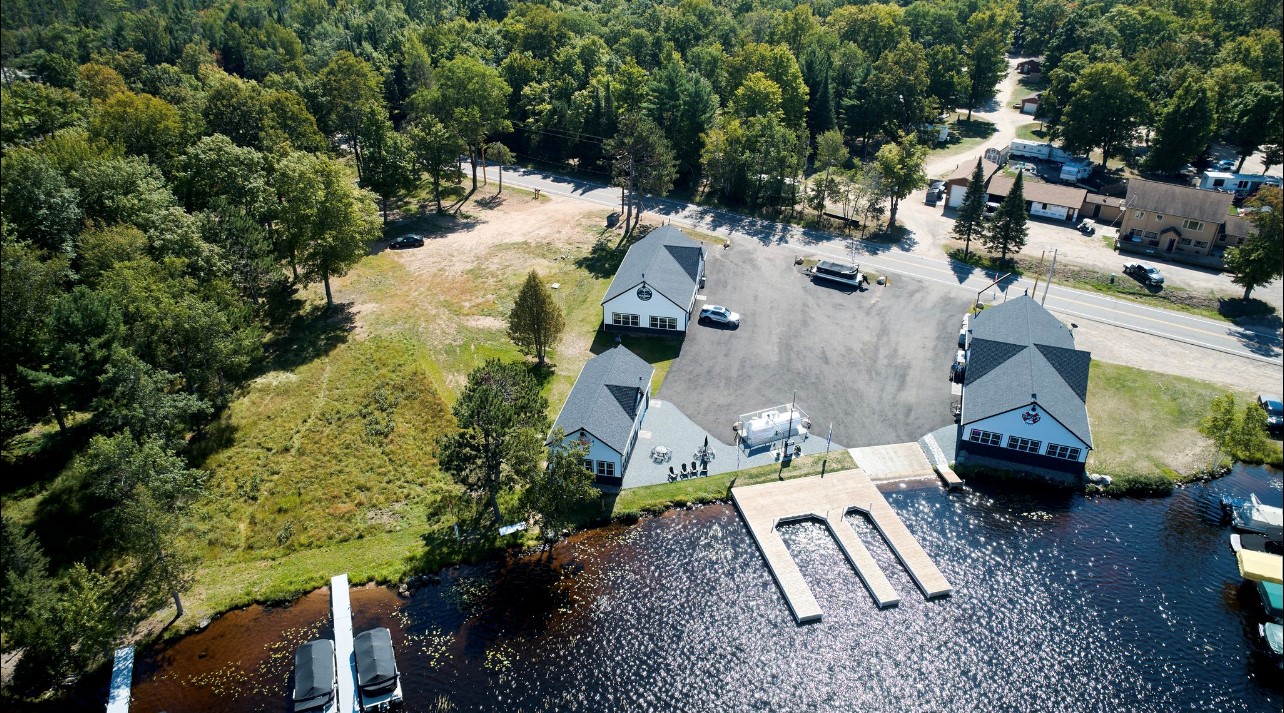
[1020,95,1040,115]
[1017,58,1043,75]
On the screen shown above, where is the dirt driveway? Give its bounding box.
[660,246,963,449]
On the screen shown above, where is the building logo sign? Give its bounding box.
[636,284,653,301]
[1021,409,1041,425]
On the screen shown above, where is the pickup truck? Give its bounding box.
[1123,262,1165,286]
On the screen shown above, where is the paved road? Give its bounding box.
[477,162,1284,365]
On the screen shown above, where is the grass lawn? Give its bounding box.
[927,117,997,161]
[1008,74,1049,107]
[1015,122,1049,142]
[1085,361,1281,489]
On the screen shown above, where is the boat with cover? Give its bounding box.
[1261,622,1283,661]
[1221,493,1283,539]
[808,259,865,288]
[1230,532,1284,556]
[292,640,338,713]
[1236,548,1283,585]
[354,627,403,711]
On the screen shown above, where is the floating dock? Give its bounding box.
[732,468,952,623]
[331,574,358,713]
[105,646,133,713]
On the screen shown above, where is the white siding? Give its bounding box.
[947,183,968,209]
[1021,102,1037,115]
[962,403,1090,462]
[1030,202,1071,220]
[556,430,622,476]
[603,282,691,332]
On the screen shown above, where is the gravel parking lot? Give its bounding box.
[659,245,966,449]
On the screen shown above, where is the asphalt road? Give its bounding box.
[471,161,1284,366]
[661,245,960,449]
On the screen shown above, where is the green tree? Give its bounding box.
[1143,77,1215,174]
[507,271,565,367]
[867,40,931,136]
[1223,82,1284,171]
[646,62,718,180]
[94,349,211,449]
[1200,394,1275,471]
[953,158,988,258]
[1059,62,1146,163]
[315,51,385,177]
[522,435,598,541]
[411,55,512,192]
[357,109,416,224]
[90,91,184,166]
[874,139,927,230]
[925,45,966,117]
[0,515,51,638]
[982,171,1029,262]
[811,129,848,222]
[276,154,381,307]
[603,113,677,233]
[11,563,117,688]
[486,142,515,193]
[1224,187,1283,299]
[407,117,466,213]
[962,7,1015,120]
[436,359,549,522]
[0,149,83,254]
[0,81,86,144]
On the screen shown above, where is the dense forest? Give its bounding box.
[1,0,1281,694]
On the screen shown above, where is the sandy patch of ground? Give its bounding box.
[1072,319,1282,394]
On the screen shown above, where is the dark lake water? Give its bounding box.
[40,465,1284,712]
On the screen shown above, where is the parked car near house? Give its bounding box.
[1123,262,1164,286]
[389,234,424,249]
[1258,395,1283,435]
[699,305,741,327]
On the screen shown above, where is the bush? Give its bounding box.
[1101,472,1174,497]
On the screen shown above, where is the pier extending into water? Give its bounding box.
[105,646,133,713]
[732,468,952,623]
[331,573,358,713]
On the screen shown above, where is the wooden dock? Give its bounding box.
[732,468,951,623]
[105,646,133,713]
[331,574,359,713]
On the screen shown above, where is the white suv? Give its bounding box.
[699,305,741,326]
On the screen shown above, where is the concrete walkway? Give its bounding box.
[622,399,843,489]
[847,443,937,482]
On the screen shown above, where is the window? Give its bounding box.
[649,316,677,330]
[1007,436,1042,453]
[1178,238,1192,246]
[1147,237,1160,247]
[1194,241,1207,248]
[969,429,1003,447]
[1045,443,1082,461]
[1134,210,1144,218]
[1182,219,1204,232]
[1144,231,1158,240]
[612,312,639,327]
[582,458,594,472]
[1212,178,1225,187]
[595,460,615,478]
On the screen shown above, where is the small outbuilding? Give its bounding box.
[1017,58,1043,75]
[1019,95,1040,115]
[549,345,655,487]
[957,296,1093,485]
[601,226,705,334]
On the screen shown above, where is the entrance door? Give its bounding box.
[1165,238,1176,253]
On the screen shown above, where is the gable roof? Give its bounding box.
[1225,215,1253,239]
[987,174,1087,209]
[962,296,1093,447]
[1125,178,1232,224]
[550,345,654,455]
[602,226,704,308]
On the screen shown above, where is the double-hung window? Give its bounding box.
[595,461,616,478]
[1045,443,1082,460]
[612,313,640,327]
[649,316,677,330]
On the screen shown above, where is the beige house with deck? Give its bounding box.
[1118,179,1238,264]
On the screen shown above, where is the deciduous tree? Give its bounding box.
[1224,187,1283,300]
[1143,77,1215,174]
[874,139,927,230]
[1059,62,1146,163]
[522,435,597,541]
[408,117,466,213]
[411,56,512,192]
[603,113,677,232]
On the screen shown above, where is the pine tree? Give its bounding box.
[982,171,1028,263]
[507,271,565,367]
[953,158,988,258]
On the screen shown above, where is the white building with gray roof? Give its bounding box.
[601,226,705,334]
[549,345,654,487]
[957,296,1093,483]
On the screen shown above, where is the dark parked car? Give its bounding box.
[389,234,424,249]
[1258,395,1283,435]
[1123,262,1164,286]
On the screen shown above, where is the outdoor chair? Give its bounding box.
[680,462,689,476]
[668,466,677,481]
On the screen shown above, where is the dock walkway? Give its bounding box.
[105,646,133,713]
[732,468,951,623]
[331,574,358,713]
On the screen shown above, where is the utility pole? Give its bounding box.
[778,390,796,480]
[1041,248,1057,305]
[1030,250,1046,296]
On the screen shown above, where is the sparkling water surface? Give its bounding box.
[47,465,1284,712]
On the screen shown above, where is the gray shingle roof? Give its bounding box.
[1125,178,1233,224]
[550,346,654,455]
[602,226,704,309]
[962,296,1093,447]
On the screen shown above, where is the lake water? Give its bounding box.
[45,465,1284,711]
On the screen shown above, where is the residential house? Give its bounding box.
[549,345,655,488]
[986,174,1087,222]
[601,226,706,334]
[1080,193,1124,224]
[957,296,1093,484]
[1118,179,1234,263]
